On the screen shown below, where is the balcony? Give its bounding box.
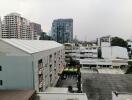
[38,68,43,75]
[39,81,43,88]
[38,63,43,69]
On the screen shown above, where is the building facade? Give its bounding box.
[0,39,65,92]
[0,13,40,40]
[30,22,42,40]
[51,19,73,43]
[97,35,111,47]
[64,43,98,64]
[0,17,2,38]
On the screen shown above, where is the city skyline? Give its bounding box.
[0,0,132,41]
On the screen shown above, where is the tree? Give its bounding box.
[39,32,46,40]
[111,37,128,48]
[69,56,79,67]
[39,32,53,40]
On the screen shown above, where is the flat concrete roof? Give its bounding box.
[82,74,132,100]
[112,92,132,100]
[0,90,35,100]
[98,68,125,74]
[37,92,88,100]
[45,87,68,93]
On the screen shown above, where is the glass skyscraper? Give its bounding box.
[51,19,73,43]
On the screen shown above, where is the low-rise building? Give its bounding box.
[80,59,128,69]
[64,43,98,64]
[0,39,65,92]
[101,46,128,59]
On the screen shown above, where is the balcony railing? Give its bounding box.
[39,81,43,88]
[38,63,43,69]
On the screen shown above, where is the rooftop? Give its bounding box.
[82,73,132,100]
[0,39,63,54]
[0,90,35,100]
[98,68,125,74]
[36,92,88,100]
[6,13,21,16]
[45,87,68,93]
[112,91,132,100]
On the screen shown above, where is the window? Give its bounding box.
[38,59,43,64]
[0,66,2,71]
[38,59,43,69]
[50,74,52,83]
[45,63,48,67]
[0,80,3,86]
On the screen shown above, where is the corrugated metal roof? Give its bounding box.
[1,39,63,54]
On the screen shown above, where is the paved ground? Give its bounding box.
[82,74,132,100]
[56,75,78,88]
[81,68,98,74]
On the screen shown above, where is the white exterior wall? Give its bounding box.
[102,46,128,59]
[0,56,34,89]
[33,46,65,91]
[0,40,34,90]
[0,17,1,38]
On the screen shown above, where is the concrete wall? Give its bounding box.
[102,46,128,59]
[33,46,65,91]
[0,55,34,89]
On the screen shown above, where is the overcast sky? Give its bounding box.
[0,0,132,41]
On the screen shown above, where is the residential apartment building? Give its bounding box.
[0,39,65,92]
[30,22,42,40]
[0,17,2,38]
[0,13,40,40]
[51,19,73,43]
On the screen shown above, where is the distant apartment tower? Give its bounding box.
[0,17,2,38]
[1,13,39,40]
[51,19,73,43]
[30,22,42,40]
